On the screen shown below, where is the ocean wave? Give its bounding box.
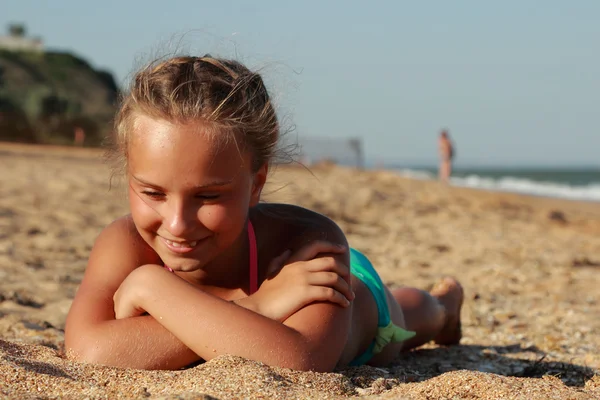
[395,169,600,202]
[451,175,600,201]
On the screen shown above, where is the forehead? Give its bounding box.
[128,115,250,182]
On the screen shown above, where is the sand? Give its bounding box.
[0,142,598,399]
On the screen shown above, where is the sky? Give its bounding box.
[2,1,599,167]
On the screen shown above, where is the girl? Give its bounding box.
[64,55,464,372]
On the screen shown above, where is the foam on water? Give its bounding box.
[395,169,600,202]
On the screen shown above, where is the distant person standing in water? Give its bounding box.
[438,130,454,183]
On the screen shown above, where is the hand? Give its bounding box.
[113,264,159,319]
[240,241,354,322]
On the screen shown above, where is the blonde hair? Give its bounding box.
[108,55,280,176]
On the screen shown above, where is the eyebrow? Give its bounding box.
[131,175,235,189]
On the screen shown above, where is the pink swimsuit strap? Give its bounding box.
[247,220,258,294]
[163,220,258,294]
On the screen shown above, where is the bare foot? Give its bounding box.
[430,277,464,345]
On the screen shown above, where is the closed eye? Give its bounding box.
[196,194,220,200]
[141,190,165,199]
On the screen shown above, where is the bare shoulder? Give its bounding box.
[96,215,158,259]
[85,215,161,284]
[69,215,160,312]
[253,203,348,248]
[65,215,161,340]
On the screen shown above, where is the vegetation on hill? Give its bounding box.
[0,49,118,146]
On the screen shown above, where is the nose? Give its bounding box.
[164,199,197,238]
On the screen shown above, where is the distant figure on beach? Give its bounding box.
[438,130,454,183]
[64,54,464,372]
[73,127,85,146]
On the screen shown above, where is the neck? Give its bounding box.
[181,224,250,290]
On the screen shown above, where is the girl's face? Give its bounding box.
[127,114,266,272]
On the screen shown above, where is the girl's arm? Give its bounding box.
[233,242,354,322]
[64,217,201,370]
[66,216,351,370]
[124,260,352,372]
[122,221,353,372]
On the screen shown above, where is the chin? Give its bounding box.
[160,255,196,270]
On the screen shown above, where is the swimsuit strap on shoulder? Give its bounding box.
[247,220,258,294]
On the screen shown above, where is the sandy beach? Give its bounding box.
[0,142,598,399]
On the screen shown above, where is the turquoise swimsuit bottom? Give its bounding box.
[348,248,416,366]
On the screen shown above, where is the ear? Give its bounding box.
[250,163,268,207]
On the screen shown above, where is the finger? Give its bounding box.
[114,307,124,320]
[267,249,291,275]
[303,256,351,280]
[308,286,351,308]
[308,272,355,301]
[286,241,346,263]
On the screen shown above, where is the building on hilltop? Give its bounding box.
[0,24,43,52]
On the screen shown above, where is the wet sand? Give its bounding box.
[1,142,599,399]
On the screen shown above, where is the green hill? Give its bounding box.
[0,49,118,146]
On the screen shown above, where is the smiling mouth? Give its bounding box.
[160,237,203,254]
[164,239,198,248]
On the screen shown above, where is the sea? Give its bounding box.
[388,166,600,202]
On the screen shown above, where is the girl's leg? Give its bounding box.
[392,277,463,351]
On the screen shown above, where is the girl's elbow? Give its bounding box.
[65,340,104,365]
[65,333,112,367]
[276,328,345,372]
[287,358,337,372]
[280,348,338,372]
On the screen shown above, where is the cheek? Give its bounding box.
[199,201,247,233]
[128,189,160,227]
[198,205,236,232]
